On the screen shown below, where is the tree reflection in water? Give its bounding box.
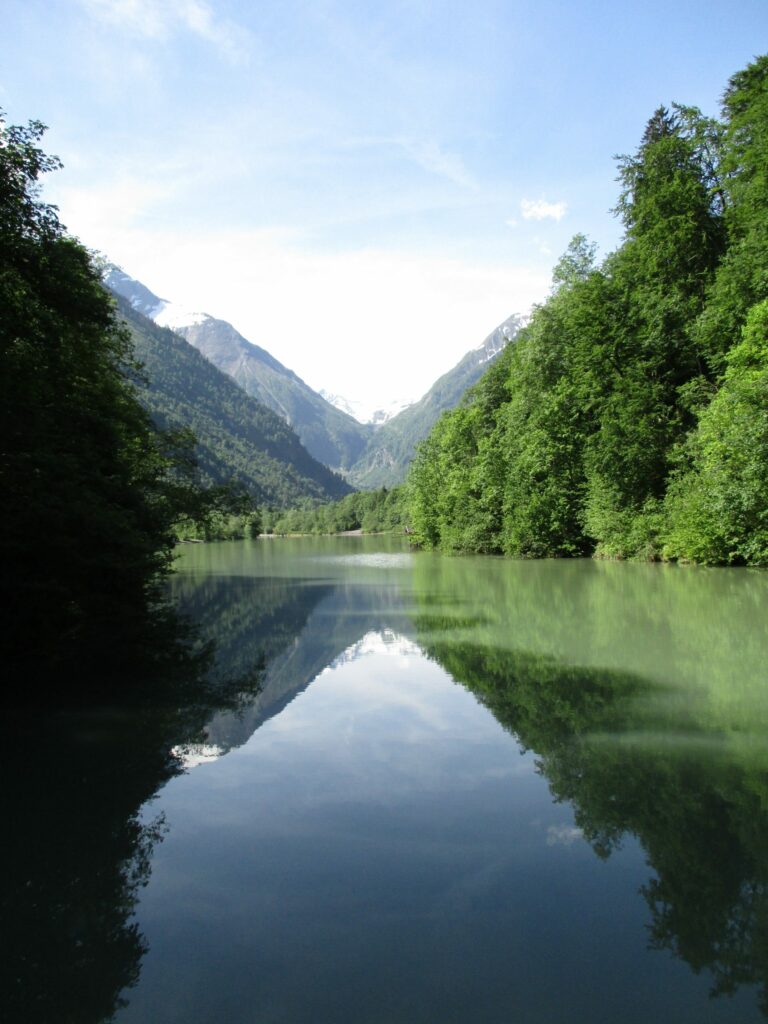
[416,616,768,1015]
[1,577,293,1024]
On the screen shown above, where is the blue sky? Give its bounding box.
[3,1,766,407]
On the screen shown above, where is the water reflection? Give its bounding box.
[6,538,768,1022]
[2,579,275,1024]
[412,556,768,1014]
[168,567,416,759]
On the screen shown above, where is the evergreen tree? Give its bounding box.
[694,56,768,371]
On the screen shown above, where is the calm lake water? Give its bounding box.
[7,536,768,1022]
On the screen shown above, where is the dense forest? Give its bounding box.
[0,117,246,679]
[408,55,768,566]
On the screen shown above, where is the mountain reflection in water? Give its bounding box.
[5,537,768,1023]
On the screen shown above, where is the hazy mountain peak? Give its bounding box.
[103,264,211,330]
[102,264,166,318]
[475,312,526,362]
[105,260,523,485]
[319,390,414,426]
[346,311,524,488]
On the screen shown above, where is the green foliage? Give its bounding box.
[268,486,408,535]
[407,56,768,566]
[0,115,269,674]
[175,510,262,542]
[695,56,768,370]
[664,300,768,564]
[409,350,513,553]
[0,116,182,665]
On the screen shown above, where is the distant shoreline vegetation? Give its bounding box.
[170,487,408,542]
[192,487,408,540]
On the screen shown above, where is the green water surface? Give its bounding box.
[6,536,768,1022]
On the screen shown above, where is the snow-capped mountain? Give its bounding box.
[319,390,414,426]
[478,312,525,362]
[104,265,372,472]
[153,300,210,330]
[105,263,524,487]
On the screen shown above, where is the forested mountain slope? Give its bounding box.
[408,55,768,567]
[106,267,371,472]
[347,314,523,488]
[116,296,352,506]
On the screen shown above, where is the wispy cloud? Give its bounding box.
[79,0,249,62]
[397,138,476,189]
[344,135,476,189]
[521,197,568,222]
[546,824,583,846]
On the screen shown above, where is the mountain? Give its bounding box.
[319,390,414,426]
[105,267,371,473]
[114,294,352,506]
[106,264,523,491]
[346,314,524,488]
[169,572,414,764]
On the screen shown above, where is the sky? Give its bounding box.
[3,1,767,408]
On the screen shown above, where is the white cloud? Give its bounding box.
[520,197,568,222]
[546,824,583,846]
[79,0,249,61]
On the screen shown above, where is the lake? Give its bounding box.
[7,535,768,1023]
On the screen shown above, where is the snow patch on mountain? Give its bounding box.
[153,301,210,330]
[475,312,526,362]
[320,389,413,426]
[102,265,210,330]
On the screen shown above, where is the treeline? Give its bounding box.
[264,486,407,535]
[408,55,768,566]
[0,117,242,679]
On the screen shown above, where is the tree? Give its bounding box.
[695,55,768,371]
[664,299,768,565]
[582,104,726,556]
[0,116,211,677]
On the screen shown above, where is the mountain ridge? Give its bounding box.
[106,264,522,491]
[346,313,523,488]
[105,265,371,472]
[114,294,352,506]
